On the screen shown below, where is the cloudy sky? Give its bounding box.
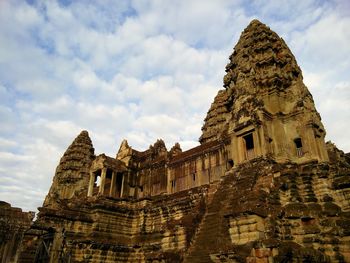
[0,0,349,212]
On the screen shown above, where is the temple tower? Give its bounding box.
[201,19,328,165]
[43,130,95,208]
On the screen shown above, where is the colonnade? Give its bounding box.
[87,168,124,198]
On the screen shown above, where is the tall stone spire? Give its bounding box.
[43,130,95,208]
[224,19,302,90]
[201,19,328,163]
[223,19,315,120]
[199,89,231,143]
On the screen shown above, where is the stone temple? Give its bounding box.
[1,19,350,263]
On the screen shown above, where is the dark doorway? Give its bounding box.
[243,133,254,150]
[243,133,255,160]
[116,173,123,198]
[105,169,113,194]
[227,159,234,169]
[294,138,303,157]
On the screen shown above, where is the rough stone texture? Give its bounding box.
[17,187,208,262]
[201,19,328,165]
[1,19,350,262]
[222,18,314,127]
[0,202,34,263]
[43,130,95,208]
[200,89,231,144]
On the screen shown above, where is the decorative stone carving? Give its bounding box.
[202,19,328,165]
[43,130,95,208]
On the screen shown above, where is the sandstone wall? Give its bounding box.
[216,158,350,262]
[18,186,209,262]
[0,202,33,263]
[168,140,228,194]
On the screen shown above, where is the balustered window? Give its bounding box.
[294,138,304,157]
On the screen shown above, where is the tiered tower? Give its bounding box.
[201,20,328,164]
[43,130,95,208]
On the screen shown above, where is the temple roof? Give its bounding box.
[200,19,320,144]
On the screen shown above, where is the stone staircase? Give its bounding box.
[183,161,273,263]
[183,174,236,262]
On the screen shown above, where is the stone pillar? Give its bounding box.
[109,171,116,197]
[305,128,318,160]
[208,153,212,183]
[318,137,329,162]
[87,171,95,197]
[166,166,171,194]
[49,230,64,263]
[257,127,266,157]
[99,168,107,195]
[252,131,259,157]
[237,136,245,163]
[231,135,239,166]
[120,174,125,198]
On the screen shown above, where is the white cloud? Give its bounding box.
[0,138,18,150]
[290,13,350,72]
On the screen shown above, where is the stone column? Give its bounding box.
[49,229,64,263]
[87,171,95,197]
[252,131,259,157]
[99,168,107,195]
[208,153,211,183]
[257,127,266,157]
[318,137,329,162]
[305,128,318,160]
[109,171,116,197]
[120,174,125,198]
[238,136,245,163]
[166,165,171,194]
[231,135,239,166]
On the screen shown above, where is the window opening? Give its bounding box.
[243,133,255,160]
[115,172,123,198]
[106,169,113,178]
[294,138,303,157]
[244,133,254,149]
[228,159,234,169]
[105,169,113,194]
[94,170,102,187]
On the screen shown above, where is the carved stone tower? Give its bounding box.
[201,19,328,164]
[43,130,95,208]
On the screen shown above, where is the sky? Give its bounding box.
[0,0,349,212]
